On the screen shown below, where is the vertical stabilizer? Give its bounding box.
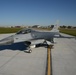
[51,20,59,32]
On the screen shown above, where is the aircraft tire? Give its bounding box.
[29,49,32,53]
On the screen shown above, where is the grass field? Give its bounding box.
[0,27,22,34]
[59,28,76,36]
[0,27,76,36]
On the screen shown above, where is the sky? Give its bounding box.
[0,0,76,26]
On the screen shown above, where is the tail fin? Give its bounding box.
[51,25,59,32]
[51,20,59,32]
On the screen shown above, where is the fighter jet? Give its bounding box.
[0,25,75,53]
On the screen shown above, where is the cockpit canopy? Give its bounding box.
[16,29,32,34]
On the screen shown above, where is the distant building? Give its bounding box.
[15,26,21,28]
[48,25,54,28]
[32,25,41,28]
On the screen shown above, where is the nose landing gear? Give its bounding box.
[24,48,32,53]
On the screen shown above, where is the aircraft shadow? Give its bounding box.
[0,42,48,51]
[0,42,27,51]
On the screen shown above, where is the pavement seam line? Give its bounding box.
[0,51,20,70]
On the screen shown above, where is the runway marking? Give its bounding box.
[47,45,53,75]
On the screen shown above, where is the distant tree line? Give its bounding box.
[48,25,76,29]
[59,25,76,29]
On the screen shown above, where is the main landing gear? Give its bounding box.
[24,49,32,53]
[24,44,36,53]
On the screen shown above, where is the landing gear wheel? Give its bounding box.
[29,49,32,53]
[24,49,32,53]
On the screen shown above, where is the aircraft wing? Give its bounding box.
[59,35,75,39]
[59,33,76,39]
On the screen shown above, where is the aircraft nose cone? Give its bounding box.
[0,36,14,45]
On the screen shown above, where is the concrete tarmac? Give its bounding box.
[52,33,76,75]
[0,33,76,75]
[0,34,47,75]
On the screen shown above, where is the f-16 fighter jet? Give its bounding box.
[0,25,75,53]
